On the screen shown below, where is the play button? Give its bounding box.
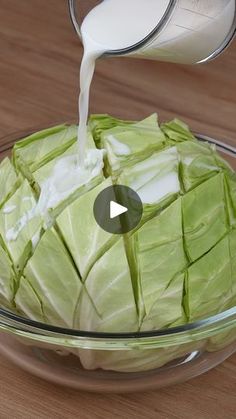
[110,201,128,219]
[93,185,143,234]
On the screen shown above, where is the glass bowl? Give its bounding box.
[0,129,235,393]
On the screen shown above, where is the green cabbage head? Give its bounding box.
[0,114,235,371]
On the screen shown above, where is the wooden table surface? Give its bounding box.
[0,1,236,418]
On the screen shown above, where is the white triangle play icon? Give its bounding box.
[110,201,128,219]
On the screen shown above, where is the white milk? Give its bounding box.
[78,0,235,163]
[78,0,170,164]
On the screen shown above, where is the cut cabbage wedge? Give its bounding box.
[177,140,225,192]
[118,147,180,219]
[0,180,43,274]
[15,228,83,328]
[140,272,186,331]
[182,173,229,262]
[89,114,134,148]
[15,129,104,221]
[185,231,236,321]
[13,124,77,174]
[32,129,98,188]
[0,245,16,308]
[134,198,187,326]
[161,118,195,143]
[101,114,166,174]
[0,157,20,208]
[77,239,138,333]
[57,178,118,279]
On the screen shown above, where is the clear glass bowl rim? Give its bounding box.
[0,126,236,349]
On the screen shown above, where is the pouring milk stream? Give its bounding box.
[77,0,235,165]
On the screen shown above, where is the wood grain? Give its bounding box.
[0,0,235,418]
